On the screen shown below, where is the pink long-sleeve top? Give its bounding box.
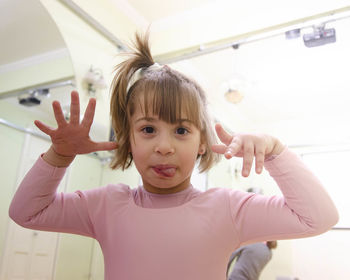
[9,148,338,280]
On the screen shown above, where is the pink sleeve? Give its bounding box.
[229,148,339,245]
[9,156,96,237]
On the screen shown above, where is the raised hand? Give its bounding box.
[211,123,284,177]
[35,91,117,164]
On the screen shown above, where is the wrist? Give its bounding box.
[42,146,75,167]
[270,138,285,156]
[265,137,285,161]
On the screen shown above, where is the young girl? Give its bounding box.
[9,33,338,280]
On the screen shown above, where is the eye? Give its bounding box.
[141,126,155,134]
[175,127,189,135]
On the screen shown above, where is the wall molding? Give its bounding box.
[0,48,71,74]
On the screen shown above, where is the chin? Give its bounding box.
[149,181,179,189]
[145,177,186,189]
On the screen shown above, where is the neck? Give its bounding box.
[143,183,191,194]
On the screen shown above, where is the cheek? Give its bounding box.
[130,142,140,157]
[129,139,138,159]
[181,143,201,160]
[129,132,140,153]
[130,138,148,160]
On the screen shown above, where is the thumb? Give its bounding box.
[211,144,227,154]
[93,141,118,152]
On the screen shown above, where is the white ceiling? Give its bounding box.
[1,0,350,146]
[125,0,214,22]
[0,0,67,65]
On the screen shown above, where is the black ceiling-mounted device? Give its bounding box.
[19,96,41,106]
[18,88,50,107]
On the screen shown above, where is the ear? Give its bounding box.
[198,143,206,155]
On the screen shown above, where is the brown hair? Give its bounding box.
[266,241,277,249]
[110,32,220,172]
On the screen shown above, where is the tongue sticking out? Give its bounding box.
[155,167,176,177]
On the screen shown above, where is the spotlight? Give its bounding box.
[18,88,49,107]
[19,96,41,106]
[303,24,336,47]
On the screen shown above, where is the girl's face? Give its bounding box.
[130,103,206,194]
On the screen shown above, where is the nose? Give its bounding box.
[154,132,175,155]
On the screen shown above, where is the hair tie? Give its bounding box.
[126,63,163,93]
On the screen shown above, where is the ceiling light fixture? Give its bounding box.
[82,66,107,96]
[223,78,245,104]
[285,22,337,48]
[225,89,244,104]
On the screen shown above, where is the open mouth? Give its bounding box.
[152,165,177,177]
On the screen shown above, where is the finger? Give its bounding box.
[211,144,228,154]
[52,101,67,127]
[212,142,241,159]
[70,91,80,125]
[215,123,233,146]
[81,98,96,129]
[242,141,254,177]
[225,138,242,159]
[92,141,118,152]
[254,143,265,174]
[34,120,54,135]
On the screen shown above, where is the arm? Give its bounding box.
[229,147,338,244]
[9,156,96,236]
[212,124,338,244]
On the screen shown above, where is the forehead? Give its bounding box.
[129,90,200,126]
